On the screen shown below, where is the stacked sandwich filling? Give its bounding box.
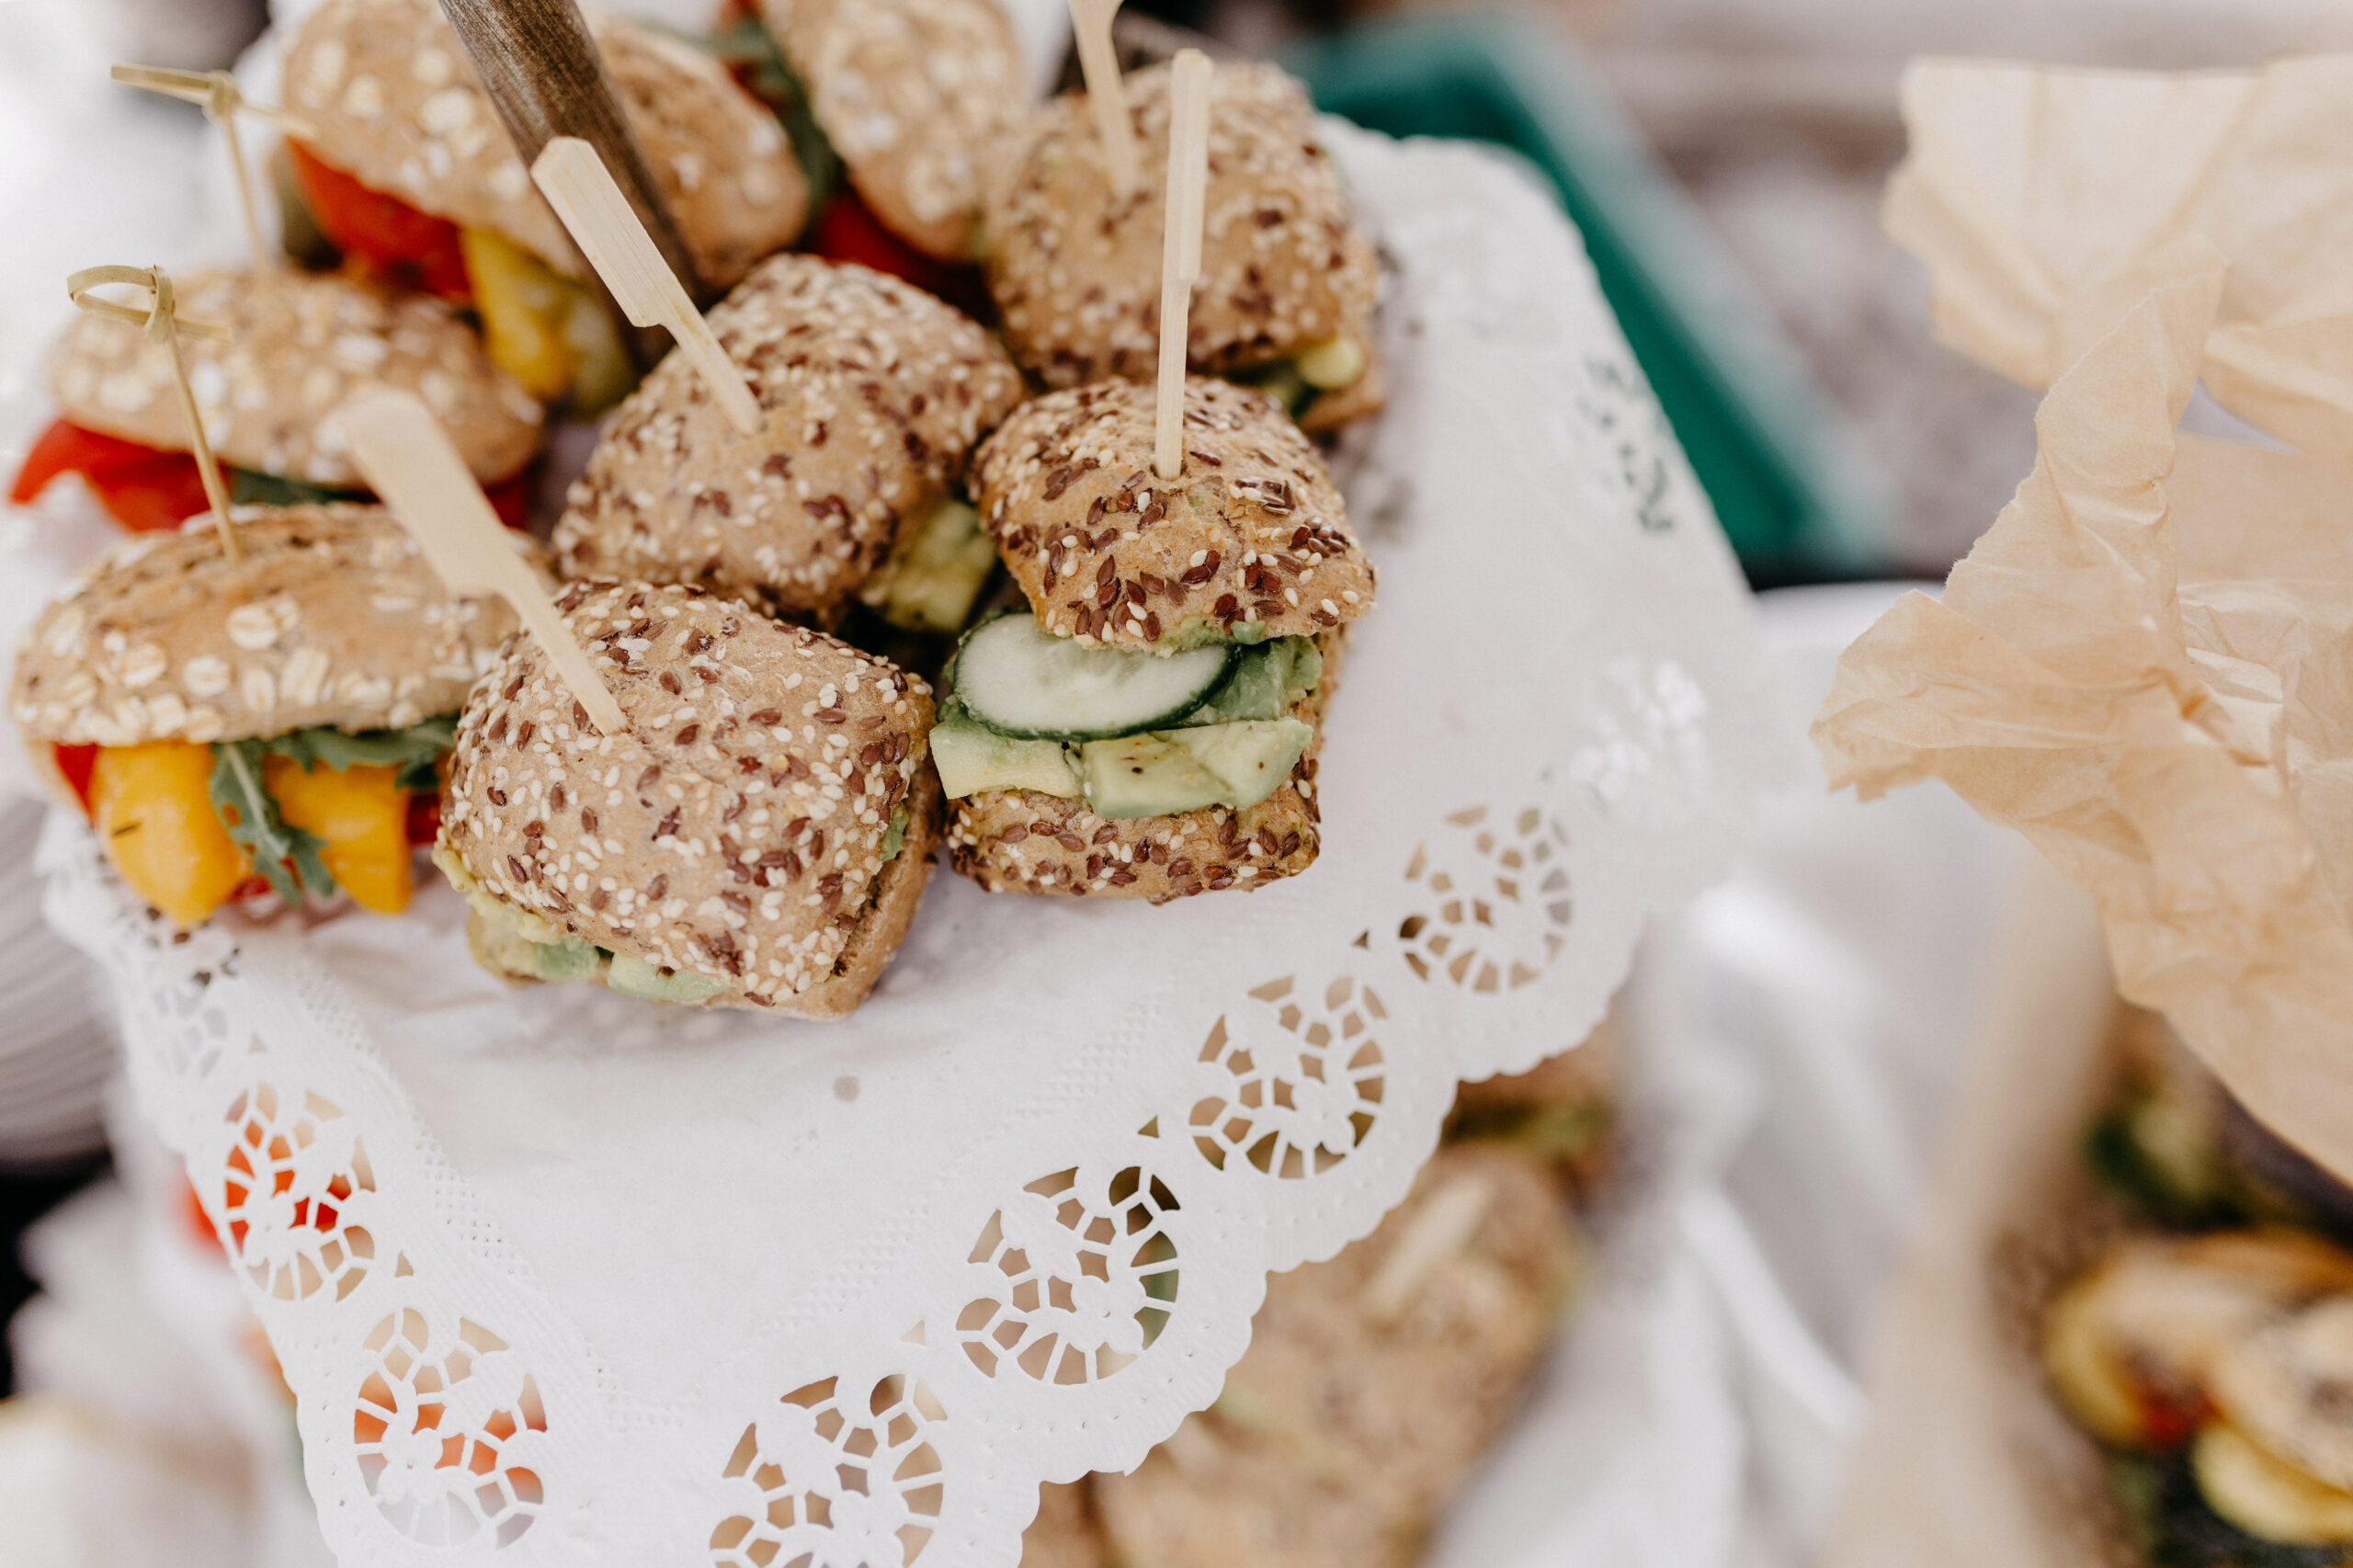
[9,506,516,926]
[278,0,810,410]
[15,267,542,533]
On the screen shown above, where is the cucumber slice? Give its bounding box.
[932,719,1082,800]
[1079,734,1231,819]
[950,612,1234,741]
[1166,719,1313,809]
[1294,334,1367,390]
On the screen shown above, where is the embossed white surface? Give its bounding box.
[36,125,1796,1566]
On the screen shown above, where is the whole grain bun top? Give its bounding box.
[440,579,934,1008]
[552,255,1023,618]
[285,0,809,291]
[765,0,1027,260]
[46,267,542,487]
[970,377,1375,649]
[984,60,1379,389]
[11,505,520,747]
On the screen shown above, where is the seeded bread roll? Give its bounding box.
[46,267,542,488]
[985,61,1379,393]
[285,0,809,290]
[947,635,1339,901]
[10,505,521,753]
[765,0,1027,261]
[1092,1144,1574,1566]
[441,580,938,1016]
[970,377,1374,650]
[553,255,1024,619]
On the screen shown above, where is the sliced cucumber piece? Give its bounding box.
[1165,719,1312,810]
[608,952,729,1005]
[860,496,997,634]
[1079,733,1231,819]
[932,719,1082,801]
[1193,638,1322,725]
[950,612,1235,741]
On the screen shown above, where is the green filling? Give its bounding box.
[229,468,362,509]
[936,632,1322,816]
[880,799,910,862]
[859,496,995,634]
[1231,335,1366,422]
[208,739,335,906]
[692,15,842,210]
[260,715,458,793]
[607,952,728,1004]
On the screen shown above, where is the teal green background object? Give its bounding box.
[1287,12,1884,585]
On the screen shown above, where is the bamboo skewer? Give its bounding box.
[341,390,626,737]
[67,265,240,561]
[1067,0,1140,199]
[530,138,762,437]
[1153,50,1213,483]
[110,65,310,278]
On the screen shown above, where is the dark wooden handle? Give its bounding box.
[436,0,709,313]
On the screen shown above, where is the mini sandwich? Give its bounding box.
[281,0,811,407]
[552,254,1022,632]
[942,376,1374,899]
[9,505,520,927]
[435,579,938,1015]
[985,60,1383,433]
[761,0,1029,263]
[13,267,543,533]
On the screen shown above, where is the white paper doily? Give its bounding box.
[37,124,1793,1567]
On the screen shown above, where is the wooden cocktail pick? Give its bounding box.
[67,265,239,560]
[340,389,626,737]
[1067,0,1140,199]
[435,0,704,310]
[110,64,309,277]
[1153,50,1212,483]
[530,137,762,437]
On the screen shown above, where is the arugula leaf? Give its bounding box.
[209,740,335,906]
[694,15,842,209]
[262,715,457,794]
[228,467,364,508]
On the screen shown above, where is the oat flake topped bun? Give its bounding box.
[10,505,520,751]
[765,0,1028,261]
[46,267,543,488]
[286,0,809,290]
[440,580,938,1016]
[970,377,1374,650]
[553,255,1024,619]
[984,60,1379,394]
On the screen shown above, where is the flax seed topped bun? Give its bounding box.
[983,60,1380,401]
[439,579,938,1016]
[45,267,543,487]
[285,0,810,290]
[969,376,1374,650]
[10,504,521,752]
[764,0,1028,261]
[552,255,1024,619]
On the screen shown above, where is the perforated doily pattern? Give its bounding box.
[39,126,1791,1567]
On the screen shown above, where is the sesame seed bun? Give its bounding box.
[440,579,938,1015]
[46,267,542,488]
[970,377,1374,650]
[984,60,1379,392]
[765,0,1028,261]
[285,0,810,291]
[9,504,522,753]
[945,631,1342,900]
[552,255,1024,620]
